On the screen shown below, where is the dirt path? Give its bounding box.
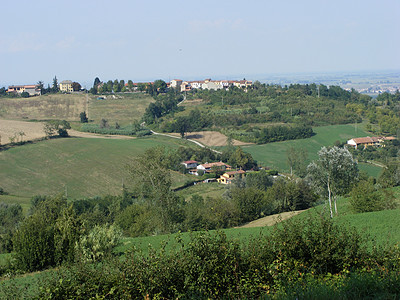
[167,131,253,147]
[238,209,308,228]
[68,130,136,140]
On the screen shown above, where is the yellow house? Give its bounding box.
[59,80,73,93]
[217,170,246,184]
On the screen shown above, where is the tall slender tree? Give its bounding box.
[52,76,59,93]
[306,146,358,217]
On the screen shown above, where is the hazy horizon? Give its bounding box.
[1,0,399,86]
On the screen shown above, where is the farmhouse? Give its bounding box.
[217,170,246,184]
[181,160,198,169]
[347,136,396,149]
[7,84,41,96]
[197,162,231,173]
[59,80,73,93]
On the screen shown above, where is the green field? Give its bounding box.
[175,182,226,201]
[88,93,154,126]
[0,136,192,199]
[243,123,382,176]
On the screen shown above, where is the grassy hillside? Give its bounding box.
[0,93,154,125]
[88,93,154,126]
[0,136,191,199]
[243,123,382,176]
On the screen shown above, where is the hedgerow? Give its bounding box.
[37,214,400,299]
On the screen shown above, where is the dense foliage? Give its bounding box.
[36,215,400,299]
[140,83,370,144]
[80,123,151,137]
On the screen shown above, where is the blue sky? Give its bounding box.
[1,0,399,86]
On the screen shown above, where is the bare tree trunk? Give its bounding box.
[334,196,338,215]
[327,180,333,218]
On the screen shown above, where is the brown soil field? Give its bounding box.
[0,119,138,145]
[168,131,253,147]
[0,119,46,144]
[239,210,307,228]
[0,94,87,121]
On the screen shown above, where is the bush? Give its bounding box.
[80,124,151,137]
[37,215,400,299]
[269,214,365,275]
[350,180,397,213]
[12,196,81,271]
[75,224,122,262]
[0,187,8,195]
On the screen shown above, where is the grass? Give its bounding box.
[243,123,382,176]
[175,182,226,201]
[0,136,193,199]
[88,93,154,126]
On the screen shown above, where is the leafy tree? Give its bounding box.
[378,162,400,187]
[153,79,167,93]
[72,82,81,91]
[350,180,396,213]
[12,195,81,271]
[79,111,88,123]
[128,147,184,232]
[0,202,23,253]
[228,147,256,170]
[43,120,71,137]
[286,146,308,177]
[245,170,273,191]
[307,146,358,217]
[231,187,266,223]
[127,80,134,91]
[174,116,190,138]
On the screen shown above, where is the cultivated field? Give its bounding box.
[0,136,193,198]
[0,94,87,121]
[0,93,154,126]
[0,119,45,145]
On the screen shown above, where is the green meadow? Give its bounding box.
[243,123,382,176]
[0,136,192,199]
[88,93,154,126]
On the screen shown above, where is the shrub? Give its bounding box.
[269,214,365,275]
[12,196,81,271]
[350,180,397,213]
[75,224,122,262]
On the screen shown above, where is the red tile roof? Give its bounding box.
[200,162,231,169]
[183,160,198,164]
